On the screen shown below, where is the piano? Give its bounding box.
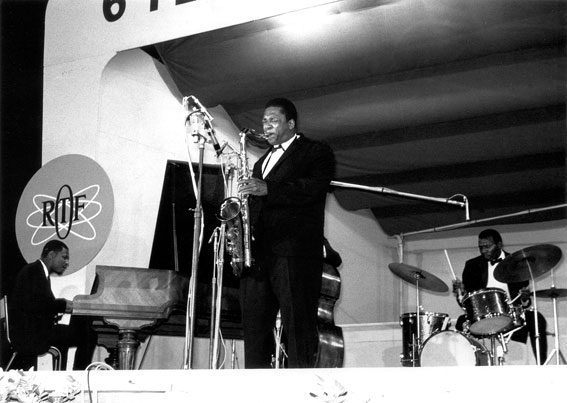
[72,265,188,369]
[74,163,244,369]
[73,265,242,369]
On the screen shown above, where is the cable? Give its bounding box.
[85,362,114,403]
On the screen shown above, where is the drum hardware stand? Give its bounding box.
[388,262,449,367]
[413,275,424,366]
[272,310,286,368]
[496,333,509,365]
[411,331,419,366]
[544,294,566,365]
[522,251,542,365]
[495,245,563,366]
[543,269,566,365]
[406,310,423,367]
[487,335,500,366]
[489,324,524,366]
[231,340,239,369]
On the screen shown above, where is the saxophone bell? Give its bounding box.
[217,197,241,222]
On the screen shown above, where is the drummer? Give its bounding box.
[452,228,547,364]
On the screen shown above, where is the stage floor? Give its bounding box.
[8,365,566,403]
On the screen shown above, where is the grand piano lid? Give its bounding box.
[73,265,189,320]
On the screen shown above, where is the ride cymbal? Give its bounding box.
[533,287,567,299]
[494,244,562,283]
[388,262,448,293]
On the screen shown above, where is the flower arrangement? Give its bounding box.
[309,375,371,403]
[0,369,80,403]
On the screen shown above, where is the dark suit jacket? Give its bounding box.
[462,253,528,302]
[249,134,335,260]
[8,260,68,355]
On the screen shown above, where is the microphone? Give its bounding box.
[186,95,213,121]
[184,95,223,157]
[204,120,223,157]
[464,195,470,221]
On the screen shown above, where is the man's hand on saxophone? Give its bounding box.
[238,177,268,196]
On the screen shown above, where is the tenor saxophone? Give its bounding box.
[217,129,253,276]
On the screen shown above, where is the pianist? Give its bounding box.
[8,240,97,370]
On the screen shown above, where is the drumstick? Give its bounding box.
[444,249,457,280]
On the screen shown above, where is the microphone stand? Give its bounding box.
[208,227,219,368]
[209,224,226,369]
[182,95,229,369]
[330,181,469,220]
[182,111,207,370]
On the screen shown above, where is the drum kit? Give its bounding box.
[390,243,565,367]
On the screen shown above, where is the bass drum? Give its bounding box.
[420,331,490,366]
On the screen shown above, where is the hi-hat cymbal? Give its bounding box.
[388,262,448,293]
[494,244,562,283]
[533,287,567,299]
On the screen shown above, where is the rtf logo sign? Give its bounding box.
[16,154,114,275]
[41,185,88,237]
[33,184,100,241]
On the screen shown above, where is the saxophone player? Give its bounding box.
[237,98,335,368]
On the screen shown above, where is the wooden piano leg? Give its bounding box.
[117,330,140,370]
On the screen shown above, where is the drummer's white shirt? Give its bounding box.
[486,250,508,296]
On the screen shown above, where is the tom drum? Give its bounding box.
[462,288,512,336]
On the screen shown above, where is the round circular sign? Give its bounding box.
[15,154,114,275]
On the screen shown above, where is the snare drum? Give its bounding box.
[462,288,512,336]
[420,330,490,366]
[400,312,451,366]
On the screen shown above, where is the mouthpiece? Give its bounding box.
[241,128,270,138]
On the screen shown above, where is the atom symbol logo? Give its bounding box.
[26,184,103,245]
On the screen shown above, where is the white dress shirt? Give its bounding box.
[262,134,298,178]
[486,250,508,296]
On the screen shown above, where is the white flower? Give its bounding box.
[0,369,81,403]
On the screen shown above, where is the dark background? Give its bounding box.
[1,0,47,366]
[0,0,47,296]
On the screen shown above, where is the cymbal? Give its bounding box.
[533,287,567,299]
[494,244,562,283]
[388,262,449,293]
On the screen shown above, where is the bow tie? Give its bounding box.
[490,257,503,265]
[272,145,282,151]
